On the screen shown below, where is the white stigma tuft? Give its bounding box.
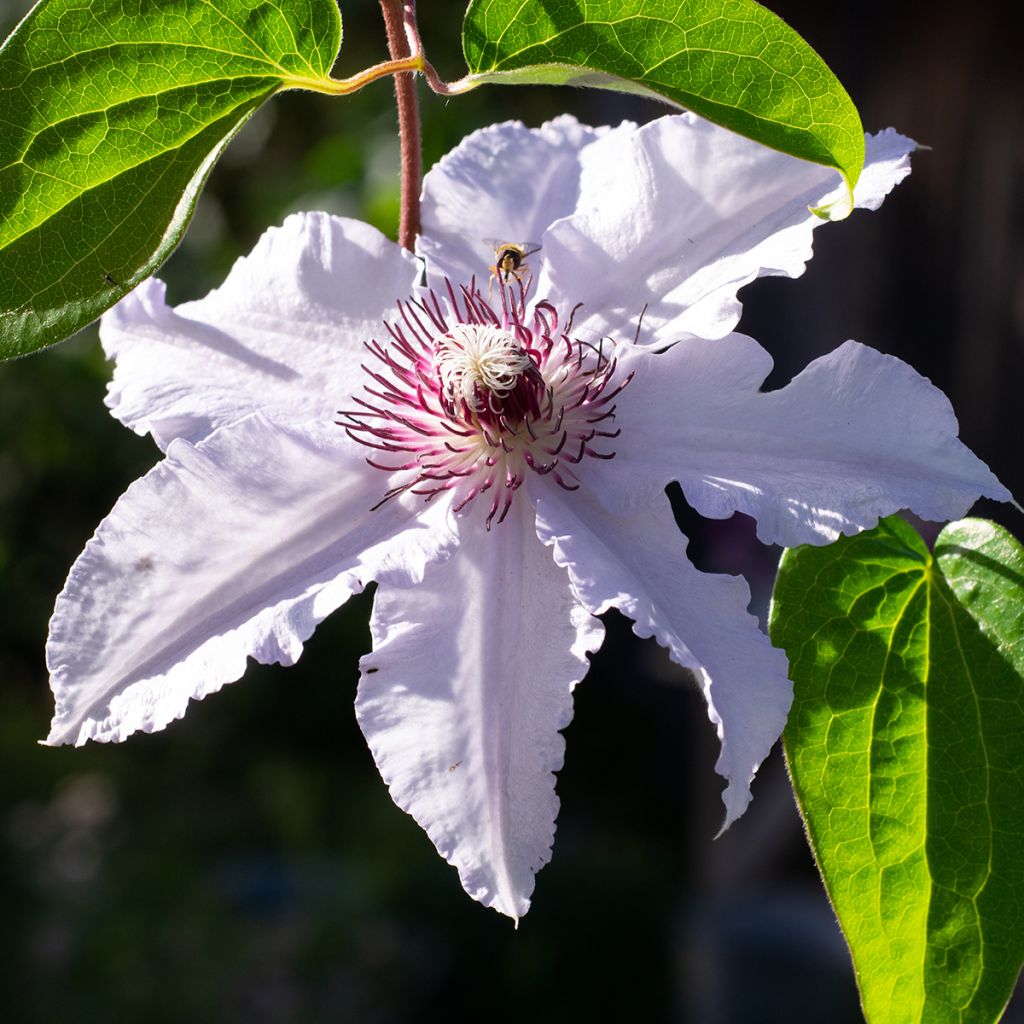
[435,324,533,411]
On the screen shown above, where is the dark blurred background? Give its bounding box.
[1,1,1021,1021]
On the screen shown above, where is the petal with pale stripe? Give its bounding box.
[533,485,791,828]
[356,500,603,920]
[101,213,420,449]
[46,415,456,746]
[600,336,1010,548]
[539,119,914,343]
[418,116,633,287]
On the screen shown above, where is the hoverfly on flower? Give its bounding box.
[486,239,541,288]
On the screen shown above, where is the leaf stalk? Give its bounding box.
[283,55,425,96]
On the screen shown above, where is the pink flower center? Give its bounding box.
[340,282,631,528]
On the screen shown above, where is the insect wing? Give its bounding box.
[482,238,542,257]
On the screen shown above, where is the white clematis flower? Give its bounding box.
[45,114,1009,921]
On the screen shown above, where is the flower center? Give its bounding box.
[340,282,631,528]
[435,323,534,414]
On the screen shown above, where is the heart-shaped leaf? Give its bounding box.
[0,0,342,359]
[771,516,1024,1024]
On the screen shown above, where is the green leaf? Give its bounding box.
[0,0,342,359]
[770,517,1024,1024]
[461,0,863,212]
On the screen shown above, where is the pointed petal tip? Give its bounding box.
[851,128,916,213]
[440,840,536,921]
[42,695,194,750]
[42,701,85,747]
[485,887,530,924]
[714,783,755,839]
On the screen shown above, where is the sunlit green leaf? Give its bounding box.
[0,0,342,359]
[771,516,1024,1024]
[461,0,863,209]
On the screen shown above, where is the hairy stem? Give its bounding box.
[380,0,422,251]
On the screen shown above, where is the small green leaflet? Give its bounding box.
[771,516,1024,1024]
[461,0,863,212]
[0,0,342,359]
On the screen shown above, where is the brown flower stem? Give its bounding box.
[380,0,422,251]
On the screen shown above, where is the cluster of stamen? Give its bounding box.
[339,280,632,528]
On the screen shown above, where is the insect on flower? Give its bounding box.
[487,239,542,289]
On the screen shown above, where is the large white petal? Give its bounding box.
[600,336,1010,547]
[418,116,633,287]
[355,499,603,920]
[533,485,791,829]
[46,415,456,747]
[538,116,914,342]
[101,213,421,449]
